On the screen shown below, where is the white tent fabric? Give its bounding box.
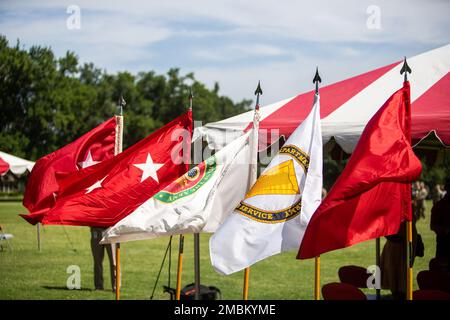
[194,45,450,153]
[0,151,35,176]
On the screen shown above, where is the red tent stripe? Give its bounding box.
[0,157,9,175]
[253,61,401,138]
[412,72,450,145]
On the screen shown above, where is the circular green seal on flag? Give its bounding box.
[154,156,217,204]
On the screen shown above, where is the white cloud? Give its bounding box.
[339,47,361,57]
[2,0,449,44]
[0,0,448,104]
[194,49,396,105]
[193,44,286,62]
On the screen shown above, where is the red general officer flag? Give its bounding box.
[298,81,422,259]
[40,110,192,227]
[21,117,116,224]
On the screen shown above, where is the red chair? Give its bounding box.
[413,290,450,300]
[322,282,367,300]
[417,270,450,294]
[338,265,368,288]
[429,257,450,273]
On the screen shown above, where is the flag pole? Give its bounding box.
[243,81,262,300]
[406,221,413,300]
[313,67,322,301]
[175,89,193,300]
[314,256,321,300]
[184,90,201,301]
[115,95,125,301]
[401,57,413,301]
[313,68,322,301]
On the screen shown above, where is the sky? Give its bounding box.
[0,0,449,105]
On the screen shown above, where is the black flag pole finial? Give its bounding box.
[254,80,263,109]
[313,67,322,94]
[118,94,126,116]
[400,57,412,82]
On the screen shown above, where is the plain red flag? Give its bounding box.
[298,81,422,259]
[0,156,9,175]
[21,118,116,224]
[40,110,192,227]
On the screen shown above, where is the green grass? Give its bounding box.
[0,201,436,300]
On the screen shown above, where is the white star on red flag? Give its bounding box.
[78,150,100,169]
[85,176,107,194]
[133,153,164,183]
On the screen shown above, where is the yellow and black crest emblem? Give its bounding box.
[236,144,310,224]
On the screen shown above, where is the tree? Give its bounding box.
[0,34,252,159]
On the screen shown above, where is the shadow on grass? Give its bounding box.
[41,285,93,292]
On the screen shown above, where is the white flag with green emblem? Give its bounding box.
[101,130,255,244]
[210,93,323,275]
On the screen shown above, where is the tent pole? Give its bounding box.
[194,233,201,300]
[376,238,381,300]
[37,223,41,252]
[175,235,184,300]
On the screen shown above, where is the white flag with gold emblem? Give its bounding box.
[210,93,322,275]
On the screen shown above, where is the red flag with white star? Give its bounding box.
[40,111,192,227]
[21,117,117,224]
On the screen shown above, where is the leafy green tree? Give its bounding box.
[0,34,252,159]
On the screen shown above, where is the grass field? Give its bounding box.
[0,200,436,300]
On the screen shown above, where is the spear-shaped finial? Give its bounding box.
[188,87,193,110]
[313,67,322,94]
[400,57,412,82]
[254,81,263,110]
[118,94,126,116]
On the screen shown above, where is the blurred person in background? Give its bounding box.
[413,181,428,220]
[432,183,446,205]
[431,179,450,260]
[90,227,116,291]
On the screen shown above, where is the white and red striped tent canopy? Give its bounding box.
[195,44,450,153]
[0,151,34,176]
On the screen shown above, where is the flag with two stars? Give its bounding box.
[21,117,117,225]
[40,111,192,227]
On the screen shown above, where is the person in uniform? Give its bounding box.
[431,179,450,260]
[90,227,115,291]
[380,220,418,300]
